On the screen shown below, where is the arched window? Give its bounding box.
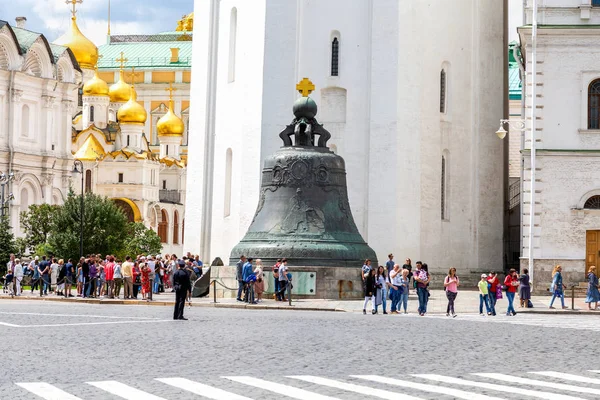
[440,69,447,113]
[224,148,233,217]
[588,79,600,129]
[21,104,30,137]
[441,155,447,220]
[228,7,237,83]
[173,210,179,244]
[584,195,600,209]
[85,169,92,193]
[20,188,29,212]
[158,209,168,243]
[331,37,340,76]
[90,105,94,122]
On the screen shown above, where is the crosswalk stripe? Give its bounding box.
[415,374,585,400]
[289,375,423,400]
[353,375,505,400]
[87,380,167,400]
[15,382,83,400]
[530,371,600,385]
[156,377,253,400]
[474,373,600,396]
[223,376,339,400]
[589,370,600,374]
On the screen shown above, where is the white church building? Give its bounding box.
[186,0,506,277]
[518,0,600,289]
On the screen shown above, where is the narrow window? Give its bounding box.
[440,69,446,113]
[85,169,92,193]
[173,211,179,244]
[331,37,339,76]
[594,0,600,6]
[588,79,600,129]
[441,156,446,220]
[224,148,233,217]
[21,104,30,137]
[166,145,169,155]
[118,173,123,183]
[228,8,237,83]
[78,87,83,107]
[162,180,167,190]
[90,105,95,122]
[126,135,130,146]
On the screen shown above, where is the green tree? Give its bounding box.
[0,216,16,272]
[49,192,129,260]
[19,204,60,249]
[121,222,162,258]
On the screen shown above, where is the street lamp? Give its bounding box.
[0,172,15,218]
[72,160,84,259]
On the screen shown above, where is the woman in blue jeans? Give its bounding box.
[398,268,410,314]
[389,264,402,314]
[503,268,519,316]
[549,265,567,309]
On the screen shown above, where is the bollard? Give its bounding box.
[571,285,575,310]
[288,281,292,306]
[212,280,217,304]
[149,279,153,301]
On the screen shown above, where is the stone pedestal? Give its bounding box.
[209,265,364,300]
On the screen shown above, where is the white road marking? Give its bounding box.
[353,375,506,400]
[87,380,168,400]
[415,374,585,400]
[20,320,174,328]
[475,373,600,396]
[223,376,339,400]
[0,311,157,319]
[530,371,600,385]
[157,377,253,400]
[0,321,21,327]
[16,382,82,400]
[289,375,423,400]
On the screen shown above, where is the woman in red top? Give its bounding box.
[487,272,499,316]
[140,263,150,301]
[504,269,519,316]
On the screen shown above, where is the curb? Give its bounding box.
[0,296,345,312]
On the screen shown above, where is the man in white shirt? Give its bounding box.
[278,258,289,301]
[389,264,403,314]
[13,259,23,296]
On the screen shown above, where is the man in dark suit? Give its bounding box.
[173,260,191,320]
[235,255,246,302]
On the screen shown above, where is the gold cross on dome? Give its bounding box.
[66,0,83,18]
[296,78,315,97]
[165,83,177,101]
[116,52,128,70]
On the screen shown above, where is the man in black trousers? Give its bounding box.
[173,260,191,320]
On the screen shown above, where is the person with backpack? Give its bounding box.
[444,267,459,317]
[272,258,281,301]
[242,257,256,304]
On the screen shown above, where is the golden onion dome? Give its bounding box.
[117,86,147,125]
[109,70,131,103]
[82,70,109,96]
[157,100,185,137]
[54,17,98,70]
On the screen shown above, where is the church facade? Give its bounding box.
[186,0,506,276]
[518,0,600,289]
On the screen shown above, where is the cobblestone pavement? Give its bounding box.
[0,300,598,399]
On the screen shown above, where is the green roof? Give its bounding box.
[98,33,192,70]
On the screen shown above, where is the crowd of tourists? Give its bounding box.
[360,255,600,315]
[234,256,291,304]
[2,252,204,300]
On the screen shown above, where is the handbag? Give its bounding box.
[496,285,503,299]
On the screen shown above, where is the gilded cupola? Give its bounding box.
[109,70,131,103]
[157,84,184,136]
[53,1,98,70]
[117,85,147,125]
[83,69,109,96]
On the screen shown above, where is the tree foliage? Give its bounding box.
[49,192,129,261]
[121,222,162,259]
[0,216,16,272]
[20,204,60,250]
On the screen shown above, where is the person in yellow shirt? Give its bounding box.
[478,274,492,316]
[122,256,134,299]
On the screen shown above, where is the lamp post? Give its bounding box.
[72,160,84,259]
[0,172,15,218]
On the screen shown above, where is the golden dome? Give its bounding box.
[54,17,98,70]
[157,100,185,137]
[83,70,109,96]
[117,86,147,125]
[109,70,131,103]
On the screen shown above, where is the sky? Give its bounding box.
[1,0,193,45]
